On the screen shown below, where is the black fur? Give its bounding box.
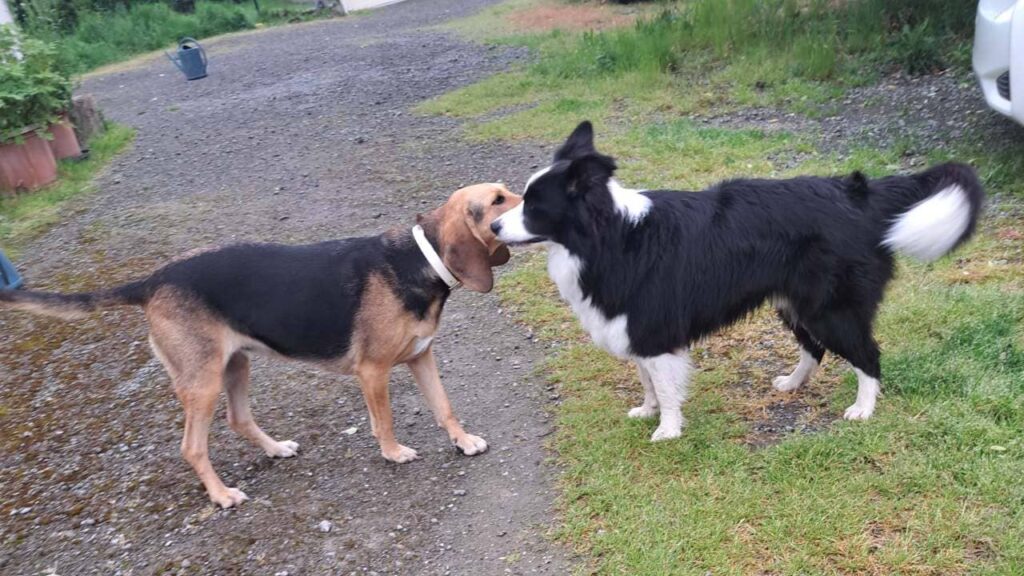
[510,121,984,380]
[2,230,450,360]
[0,280,147,314]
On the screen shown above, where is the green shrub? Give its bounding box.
[44,2,255,73]
[16,1,318,74]
[193,3,252,37]
[0,26,72,141]
[889,20,943,76]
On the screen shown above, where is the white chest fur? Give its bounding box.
[411,336,433,357]
[547,244,633,359]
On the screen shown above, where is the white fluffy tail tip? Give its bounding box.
[881,185,971,262]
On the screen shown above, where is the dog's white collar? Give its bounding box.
[412,225,459,289]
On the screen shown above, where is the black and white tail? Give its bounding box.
[879,162,985,262]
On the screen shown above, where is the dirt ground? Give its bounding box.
[0,1,576,574]
[7,0,1024,573]
[506,3,636,33]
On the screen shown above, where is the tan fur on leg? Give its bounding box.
[224,352,299,458]
[175,369,247,508]
[147,289,247,508]
[356,363,418,463]
[406,347,487,456]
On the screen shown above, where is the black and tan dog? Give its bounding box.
[0,183,521,508]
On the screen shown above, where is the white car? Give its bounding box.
[974,0,1024,125]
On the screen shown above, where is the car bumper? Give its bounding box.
[974,0,1024,125]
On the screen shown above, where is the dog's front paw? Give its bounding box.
[453,433,488,456]
[843,403,875,420]
[627,405,659,419]
[265,439,299,458]
[381,444,420,463]
[209,487,249,509]
[650,423,683,442]
[772,374,802,392]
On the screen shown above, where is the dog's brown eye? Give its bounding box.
[493,195,505,206]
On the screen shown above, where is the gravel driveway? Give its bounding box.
[0,1,574,574]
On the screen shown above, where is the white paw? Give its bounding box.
[265,439,299,458]
[627,405,659,419]
[650,424,682,442]
[843,403,875,420]
[210,487,249,509]
[382,444,420,463]
[772,375,802,392]
[454,434,488,456]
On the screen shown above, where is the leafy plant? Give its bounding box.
[19,0,79,34]
[0,26,72,142]
[14,1,324,74]
[890,20,943,76]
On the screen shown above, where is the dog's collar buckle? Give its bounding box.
[412,225,459,289]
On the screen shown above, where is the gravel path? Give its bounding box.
[0,2,575,574]
[701,70,1024,174]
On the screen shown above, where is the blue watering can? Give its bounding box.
[166,37,208,81]
[0,249,23,290]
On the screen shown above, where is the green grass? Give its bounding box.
[499,243,1024,574]
[421,0,976,139]
[25,0,329,74]
[423,0,1024,573]
[0,123,135,257]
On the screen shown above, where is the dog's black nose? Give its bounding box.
[490,221,501,234]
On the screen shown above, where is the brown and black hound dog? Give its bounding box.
[0,183,521,508]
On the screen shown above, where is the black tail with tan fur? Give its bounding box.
[0,281,148,320]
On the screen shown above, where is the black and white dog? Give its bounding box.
[492,121,983,441]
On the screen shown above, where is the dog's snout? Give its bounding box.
[490,220,502,234]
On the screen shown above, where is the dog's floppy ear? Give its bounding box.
[441,212,499,293]
[489,244,511,266]
[566,152,617,197]
[555,121,596,161]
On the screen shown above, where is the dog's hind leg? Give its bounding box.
[175,366,249,508]
[224,352,299,458]
[148,297,248,508]
[627,363,659,418]
[356,363,419,463]
[844,367,881,421]
[637,351,692,442]
[803,310,881,420]
[773,310,825,392]
[407,347,487,456]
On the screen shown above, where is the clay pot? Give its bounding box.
[47,114,82,160]
[0,129,58,196]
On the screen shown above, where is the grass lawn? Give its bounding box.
[0,124,135,258]
[421,1,1024,573]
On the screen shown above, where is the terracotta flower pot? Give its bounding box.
[47,114,82,160]
[0,129,58,196]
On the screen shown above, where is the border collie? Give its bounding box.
[492,121,984,441]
